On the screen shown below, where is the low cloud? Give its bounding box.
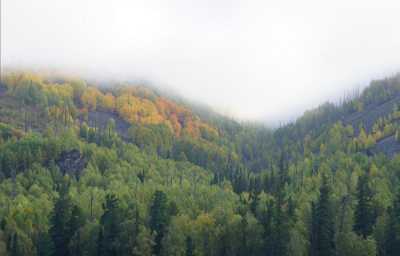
[2,0,400,123]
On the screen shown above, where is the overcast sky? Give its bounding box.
[2,0,400,123]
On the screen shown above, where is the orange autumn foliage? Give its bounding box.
[1,71,219,139]
[112,88,218,137]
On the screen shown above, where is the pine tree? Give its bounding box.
[149,190,169,256]
[50,181,73,256]
[36,232,54,256]
[68,205,85,256]
[185,236,195,256]
[249,191,259,215]
[385,186,400,256]
[97,229,105,256]
[354,173,375,238]
[266,151,291,256]
[238,212,249,256]
[262,199,274,255]
[310,176,335,256]
[129,207,141,255]
[310,202,318,256]
[10,233,21,256]
[271,192,290,256]
[0,231,7,256]
[98,194,123,256]
[278,151,288,187]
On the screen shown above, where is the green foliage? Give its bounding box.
[1,71,400,256]
[97,194,123,256]
[50,180,74,256]
[354,172,376,238]
[384,187,400,256]
[185,236,194,256]
[310,176,335,256]
[336,232,377,256]
[149,190,169,255]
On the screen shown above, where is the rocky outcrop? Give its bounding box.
[343,95,400,134]
[86,111,131,139]
[56,149,87,177]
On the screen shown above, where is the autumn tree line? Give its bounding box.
[0,71,400,255]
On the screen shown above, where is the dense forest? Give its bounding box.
[1,70,400,256]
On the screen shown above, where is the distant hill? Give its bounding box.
[269,73,400,158]
[0,70,246,177]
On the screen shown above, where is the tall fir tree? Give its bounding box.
[36,232,54,256]
[310,175,335,256]
[268,151,291,256]
[354,172,375,238]
[385,186,400,256]
[271,192,290,256]
[149,190,169,256]
[97,194,123,256]
[10,233,21,256]
[68,205,85,256]
[262,197,274,255]
[50,181,73,256]
[310,202,318,256]
[185,236,195,256]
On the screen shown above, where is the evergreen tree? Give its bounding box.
[271,192,290,256]
[261,200,274,256]
[268,153,291,256]
[10,233,21,256]
[36,232,54,256]
[97,229,105,256]
[354,173,375,238]
[310,202,318,256]
[50,181,73,256]
[310,176,335,256]
[68,205,85,256]
[185,236,195,256]
[238,212,249,256]
[97,194,123,256]
[128,207,141,255]
[149,190,169,256]
[385,186,400,256]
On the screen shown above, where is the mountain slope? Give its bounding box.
[1,70,400,256]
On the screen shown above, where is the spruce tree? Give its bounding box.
[36,232,54,256]
[97,229,105,256]
[262,199,274,255]
[268,152,291,256]
[310,202,318,256]
[185,236,195,256]
[149,190,169,256]
[97,194,123,256]
[354,173,375,238]
[271,192,290,256]
[385,186,400,256]
[50,181,73,256]
[10,233,21,256]
[68,205,85,256]
[310,176,335,256]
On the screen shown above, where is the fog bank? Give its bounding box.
[2,0,400,122]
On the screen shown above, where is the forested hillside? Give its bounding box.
[1,70,400,256]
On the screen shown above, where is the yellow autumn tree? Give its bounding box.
[81,87,101,110]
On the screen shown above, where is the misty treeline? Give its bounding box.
[0,71,400,256]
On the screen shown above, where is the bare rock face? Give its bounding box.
[56,149,87,177]
[0,83,7,97]
[86,111,130,139]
